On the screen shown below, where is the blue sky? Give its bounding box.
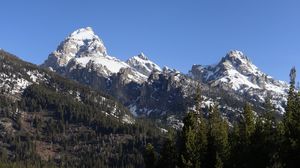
[0,0,299,81]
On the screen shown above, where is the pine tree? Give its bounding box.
[282,67,300,167]
[242,103,255,143]
[283,67,297,135]
[144,143,157,168]
[252,97,282,167]
[157,136,177,168]
[179,86,208,168]
[265,97,285,167]
[205,104,229,168]
[228,122,241,168]
[263,96,276,129]
[229,103,255,168]
[195,86,208,167]
[180,112,199,168]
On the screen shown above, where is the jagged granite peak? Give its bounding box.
[0,50,134,124]
[137,52,148,60]
[42,27,107,69]
[42,27,147,83]
[162,66,180,74]
[189,50,289,113]
[224,50,250,62]
[64,27,107,56]
[126,52,161,76]
[219,50,260,76]
[40,28,290,128]
[191,50,258,81]
[70,27,98,40]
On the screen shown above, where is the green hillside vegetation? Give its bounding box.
[145,68,300,168]
[0,51,165,168]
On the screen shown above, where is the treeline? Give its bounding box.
[1,50,170,167]
[144,67,300,168]
[0,82,164,167]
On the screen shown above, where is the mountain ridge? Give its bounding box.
[40,27,289,127]
[189,50,288,113]
[0,49,166,167]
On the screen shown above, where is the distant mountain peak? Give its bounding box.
[42,27,148,83]
[222,50,252,66]
[64,26,107,57]
[137,52,148,60]
[42,27,107,68]
[69,27,97,40]
[189,51,289,113]
[226,50,246,59]
[216,50,260,77]
[127,53,161,76]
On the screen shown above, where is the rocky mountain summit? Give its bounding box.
[41,27,157,84]
[42,27,107,69]
[189,50,288,113]
[41,27,289,127]
[0,50,134,124]
[126,53,161,76]
[0,50,166,167]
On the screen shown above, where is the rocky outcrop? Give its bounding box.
[41,27,289,128]
[189,50,289,113]
[126,53,161,76]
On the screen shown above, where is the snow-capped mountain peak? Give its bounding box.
[42,27,148,83]
[127,53,162,76]
[42,27,107,69]
[189,50,289,113]
[137,52,148,60]
[219,50,259,74]
[225,50,249,62]
[69,27,98,40]
[65,26,107,58]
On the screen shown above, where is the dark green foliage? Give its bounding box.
[144,143,158,168]
[180,112,201,168]
[178,86,208,168]
[205,105,229,168]
[241,103,256,143]
[157,136,177,168]
[228,103,257,168]
[153,70,300,168]
[0,50,165,168]
[282,67,300,167]
[3,50,300,168]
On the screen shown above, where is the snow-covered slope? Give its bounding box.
[42,27,148,83]
[42,27,107,68]
[126,53,161,76]
[0,50,134,124]
[189,50,289,113]
[41,27,290,128]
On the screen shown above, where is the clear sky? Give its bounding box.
[0,0,299,81]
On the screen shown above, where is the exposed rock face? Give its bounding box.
[126,53,161,76]
[0,50,134,124]
[41,27,147,84]
[189,50,289,113]
[42,27,107,70]
[41,27,289,128]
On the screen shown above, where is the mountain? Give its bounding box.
[41,27,289,128]
[1,49,133,124]
[0,50,164,167]
[41,27,169,114]
[41,27,149,84]
[42,27,107,69]
[189,50,288,113]
[126,53,162,76]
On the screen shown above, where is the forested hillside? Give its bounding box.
[1,50,300,168]
[144,68,300,168]
[0,50,165,168]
